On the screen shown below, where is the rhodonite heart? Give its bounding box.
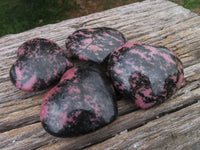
[65,27,126,64]
[40,66,118,137]
[10,38,73,91]
[108,42,184,109]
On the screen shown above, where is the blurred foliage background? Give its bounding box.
[0,0,199,37]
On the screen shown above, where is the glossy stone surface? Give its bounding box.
[65,27,126,64]
[108,42,184,109]
[10,38,73,91]
[40,66,118,137]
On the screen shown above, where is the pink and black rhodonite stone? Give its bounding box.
[10,38,73,91]
[40,66,118,137]
[65,27,126,64]
[108,42,184,109]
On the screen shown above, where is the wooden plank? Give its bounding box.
[0,0,200,149]
[0,74,199,149]
[86,102,200,150]
[35,87,200,150]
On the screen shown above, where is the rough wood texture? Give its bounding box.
[0,0,200,149]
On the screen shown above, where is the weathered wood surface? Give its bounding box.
[0,0,200,149]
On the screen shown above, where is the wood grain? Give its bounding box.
[86,102,200,150]
[0,0,200,149]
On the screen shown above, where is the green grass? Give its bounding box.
[104,0,144,10]
[171,0,200,9]
[0,0,199,37]
[0,0,79,37]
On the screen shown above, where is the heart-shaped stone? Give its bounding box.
[66,27,126,64]
[10,38,73,91]
[108,42,184,109]
[40,66,118,137]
